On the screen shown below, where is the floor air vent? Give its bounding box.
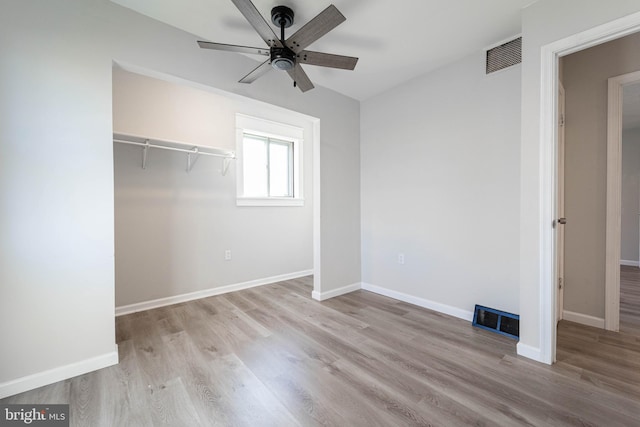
[472,305,519,339]
[486,37,522,74]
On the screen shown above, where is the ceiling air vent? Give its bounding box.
[486,37,521,74]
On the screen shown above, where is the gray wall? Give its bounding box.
[0,0,359,396]
[113,68,314,307]
[562,32,640,319]
[361,50,521,317]
[519,0,640,361]
[622,128,640,263]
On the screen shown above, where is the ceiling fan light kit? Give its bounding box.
[197,0,358,92]
[270,48,296,71]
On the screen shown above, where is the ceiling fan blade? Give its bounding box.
[239,59,272,84]
[197,41,270,56]
[298,50,358,70]
[230,0,282,47]
[286,5,345,53]
[286,64,314,92]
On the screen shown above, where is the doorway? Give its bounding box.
[619,79,640,335]
[557,69,640,335]
[554,62,640,385]
[555,35,640,334]
[538,13,640,364]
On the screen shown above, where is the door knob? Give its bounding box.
[553,218,567,228]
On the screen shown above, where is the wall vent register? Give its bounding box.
[472,304,519,339]
[486,37,522,74]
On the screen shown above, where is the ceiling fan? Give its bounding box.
[197,0,358,92]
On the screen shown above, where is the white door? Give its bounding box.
[557,83,566,322]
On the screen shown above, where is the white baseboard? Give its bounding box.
[620,259,639,267]
[562,310,605,329]
[516,342,543,362]
[361,283,474,322]
[0,349,119,400]
[312,282,361,301]
[116,270,314,316]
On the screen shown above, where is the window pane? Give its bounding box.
[243,135,267,197]
[269,141,292,197]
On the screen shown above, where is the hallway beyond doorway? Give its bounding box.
[621,265,640,335]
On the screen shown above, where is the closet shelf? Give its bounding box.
[113,133,235,175]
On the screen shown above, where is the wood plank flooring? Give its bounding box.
[3,277,640,426]
[621,265,640,336]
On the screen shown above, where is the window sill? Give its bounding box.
[236,197,305,207]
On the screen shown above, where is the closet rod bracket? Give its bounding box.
[142,140,150,170]
[187,147,200,172]
[222,157,231,176]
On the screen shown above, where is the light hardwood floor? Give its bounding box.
[3,277,640,426]
[621,265,640,336]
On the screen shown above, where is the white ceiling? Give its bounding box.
[111,0,533,100]
[623,81,640,131]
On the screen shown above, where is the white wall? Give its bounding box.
[0,0,360,398]
[0,0,117,393]
[361,50,521,318]
[561,31,640,319]
[622,128,640,263]
[519,0,640,361]
[113,68,315,307]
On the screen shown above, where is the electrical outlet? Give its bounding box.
[398,253,405,265]
[225,250,232,261]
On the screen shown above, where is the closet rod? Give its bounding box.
[113,138,234,159]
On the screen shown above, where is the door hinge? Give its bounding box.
[558,277,563,290]
[559,114,565,127]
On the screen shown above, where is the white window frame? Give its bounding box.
[236,114,304,206]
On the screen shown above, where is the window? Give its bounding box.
[242,134,294,197]
[236,114,303,206]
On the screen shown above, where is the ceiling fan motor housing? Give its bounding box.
[270,47,296,70]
